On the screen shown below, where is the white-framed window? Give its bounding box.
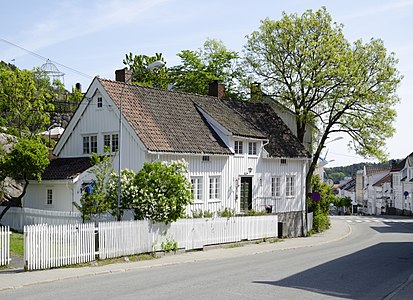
[191,177,203,203]
[46,189,53,205]
[83,135,97,154]
[271,176,281,198]
[202,156,210,162]
[286,175,296,197]
[103,134,119,152]
[281,158,287,165]
[248,142,257,155]
[97,97,103,108]
[209,176,221,201]
[234,141,243,154]
[104,134,111,149]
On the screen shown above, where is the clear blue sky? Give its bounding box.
[1,0,412,167]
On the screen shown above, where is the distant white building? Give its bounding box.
[391,153,413,215]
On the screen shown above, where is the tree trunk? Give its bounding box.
[0,178,29,223]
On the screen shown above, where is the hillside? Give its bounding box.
[325,160,398,183]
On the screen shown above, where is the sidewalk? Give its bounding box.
[0,217,351,292]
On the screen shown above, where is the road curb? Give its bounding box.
[0,219,351,292]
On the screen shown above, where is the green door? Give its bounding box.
[240,177,252,212]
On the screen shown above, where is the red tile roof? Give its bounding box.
[98,78,309,158]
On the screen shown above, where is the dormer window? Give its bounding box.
[234,141,243,154]
[248,142,257,155]
[97,97,103,108]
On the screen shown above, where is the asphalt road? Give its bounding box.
[2,215,413,299]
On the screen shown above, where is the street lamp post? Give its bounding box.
[116,61,165,221]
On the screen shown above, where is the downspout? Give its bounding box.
[302,157,310,237]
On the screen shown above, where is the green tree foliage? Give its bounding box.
[123,52,169,89]
[309,175,337,232]
[85,158,193,224]
[337,196,352,208]
[244,7,402,193]
[325,161,395,182]
[0,64,55,137]
[75,148,114,222]
[170,39,246,99]
[0,137,49,221]
[68,85,83,103]
[327,172,347,183]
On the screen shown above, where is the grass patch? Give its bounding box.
[63,253,157,269]
[227,243,243,248]
[10,232,24,256]
[269,238,283,243]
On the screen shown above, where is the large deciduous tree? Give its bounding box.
[244,7,402,192]
[0,137,49,222]
[0,65,55,137]
[123,52,169,89]
[170,39,246,99]
[123,39,247,99]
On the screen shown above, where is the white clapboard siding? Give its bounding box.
[0,226,11,266]
[98,216,278,259]
[24,223,95,271]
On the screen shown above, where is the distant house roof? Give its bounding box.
[98,78,309,158]
[41,157,92,180]
[373,173,391,187]
[390,152,413,172]
[365,165,391,176]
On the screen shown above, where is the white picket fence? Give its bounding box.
[24,223,95,271]
[0,226,11,266]
[0,207,135,232]
[23,216,278,270]
[98,216,278,259]
[0,207,82,232]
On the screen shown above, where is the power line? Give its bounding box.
[0,37,93,79]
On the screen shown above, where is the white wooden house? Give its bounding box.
[391,153,413,215]
[358,165,391,215]
[24,70,311,236]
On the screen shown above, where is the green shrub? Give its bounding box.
[161,238,178,253]
[218,208,235,218]
[243,209,268,216]
[313,213,330,233]
[191,209,213,218]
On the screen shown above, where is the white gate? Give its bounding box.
[24,223,95,271]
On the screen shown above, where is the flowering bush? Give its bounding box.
[104,160,192,223]
[133,160,192,223]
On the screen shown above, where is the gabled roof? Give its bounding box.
[41,157,92,180]
[222,100,310,158]
[373,172,391,187]
[390,152,413,172]
[98,78,309,158]
[99,78,231,155]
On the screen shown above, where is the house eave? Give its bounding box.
[147,149,232,157]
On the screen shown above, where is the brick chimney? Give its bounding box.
[208,80,225,99]
[115,68,132,83]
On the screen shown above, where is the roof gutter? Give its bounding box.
[146,150,232,157]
